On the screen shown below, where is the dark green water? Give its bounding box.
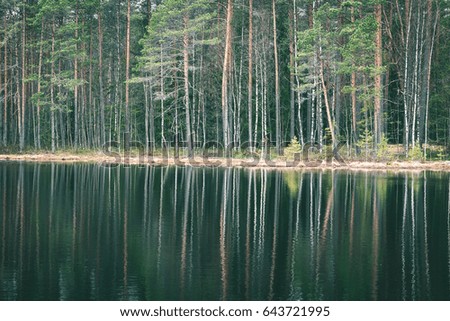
[0,162,449,300]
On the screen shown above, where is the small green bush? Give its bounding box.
[408,144,423,161]
[377,135,392,161]
[284,136,302,160]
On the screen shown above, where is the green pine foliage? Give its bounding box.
[0,0,447,162]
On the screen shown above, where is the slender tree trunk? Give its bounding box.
[293,0,304,146]
[15,41,20,148]
[88,26,94,147]
[319,57,336,148]
[424,1,438,158]
[222,0,233,157]
[20,2,26,151]
[125,0,131,151]
[115,2,122,142]
[98,9,106,146]
[160,43,165,150]
[404,2,412,155]
[51,19,56,153]
[247,0,253,151]
[262,46,268,159]
[74,2,79,149]
[0,34,2,147]
[149,82,155,150]
[36,18,44,150]
[374,3,383,146]
[3,16,7,147]
[183,14,193,158]
[289,5,295,140]
[253,51,259,148]
[57,60,65,149]
[144,81,149,154]
[272,0,282,155]
[174,72,179,158]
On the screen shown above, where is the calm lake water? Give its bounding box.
[0,162,449,300]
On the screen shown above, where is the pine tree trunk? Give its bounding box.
[293,0,304,146]
[289,5,295,140]
[272,0,282,155]
[2,16,7,147]
[36,18,44,150]
[222,0,233,157]
[403,2,412,155]
[20,2,26,151]
[51,19,56,153]
[98,10,106,146]
[374,3,383,146]
[160,43,165,150]
[247,0,253,151]
[319,57,336,148]
[125,0,131,151]
[183,14,193,158]
[424,1,438,158]
[74,2,79,148]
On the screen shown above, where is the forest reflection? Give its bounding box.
[0,163,449,300]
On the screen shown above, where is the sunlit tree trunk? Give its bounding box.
[20,2,26,151]
[289,5,295,140]
[74,2,79,148]
[51,19,56,153]
[36,18,44,150]
[374,2,383,146]
[272,0,282,155]
[247,0,253,151]
[3,16,7,147]
[222,0,233,157]
[98,9,106,146]
[183,14,193,158]
[124,0,131,151]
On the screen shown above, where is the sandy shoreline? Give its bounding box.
[1,152,450,172]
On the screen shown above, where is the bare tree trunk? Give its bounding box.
[253,51,259,148]
[144,81,149,154]
[3,16,7,147]
[174,71,179,158]
[124,0,131,151]
[222,0,233,157]
[403,2,412,155]
[272,0,282,155]
[20,2,26,151]
[98,9,106,146]
[183,14,193,158]
[262,46,268,159]
[115,2,121,142]
[15,41,21,148]
[0,33,2,147]
[289,5,295,140]
[424,1,439,158]
[74,2,79,148]
[247,0,253,151]
[160,43,165,150]
[293,0,304,146]
[233,25,244,151]
[374,3,383,146]
[88,26,94,147]
[36,18,44,150]
[51,19,56,153]
[319,56,336,148]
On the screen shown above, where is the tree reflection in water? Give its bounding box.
[0,163,449,300]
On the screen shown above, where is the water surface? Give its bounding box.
[0,162,449,300]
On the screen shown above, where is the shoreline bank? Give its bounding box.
[1,152,450,172]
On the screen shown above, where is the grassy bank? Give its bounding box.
[1,147,450,172]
